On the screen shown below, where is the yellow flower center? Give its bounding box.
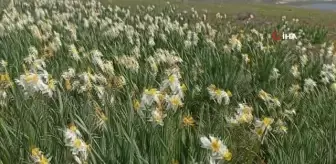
[0,74,10,82]
[73,138,82,148]
[215,89,222,96]
[147,88,157,95]
[158,93,166,101]
[40,155,49,164]
[48,78,55,90]
[69,125,77,132]
[238,114,250,123]
[154,112,163,123]
[280,125,287,132]
[133,99,140,111]
[25,74,39,84]
[256,128,264,137]
[258,90,268,100]
[170,96,181,106]
[183,116,195,126]
[223,150,232,161]
[242,106,252,114]
[168,75,176,83]
[226,90,232,97]
[31,148,40,156]
[263,117,273,126]
[210,139,221,153]
[65,79,71,91]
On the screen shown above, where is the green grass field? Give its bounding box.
[1,0,336,164]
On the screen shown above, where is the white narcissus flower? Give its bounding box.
[207,85,231,105]
[64,125,82,143]
[200,136,223,154]
[229,35,242,52]
[69,44,81,61]
[64,124,89,164]
[331,83,336,91]
[166,95,183,111]
[91,50,104,71]
[304,78,317,93]
[229,103,254,125]
[149,109,167,126]
[291,64,300,79]
[15,70,55,97]
[200,135,232,162]
[270,68,280,80]
[160,74,183,98]
[140,88,161,109]
[253,117,274,140]
[62,68,76,80]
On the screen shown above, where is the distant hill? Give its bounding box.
[188,0,336,3]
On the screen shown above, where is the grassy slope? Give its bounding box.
[1,0,335,36]
[0,0,336,163]
[104,0,336,39]
[101,1,336,163]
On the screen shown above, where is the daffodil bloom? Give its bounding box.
[95,107,108,130]
[0,73,11,88]
[64,124,82,142]
[133,99,141,111]
[258,90,281,107]
[207,85,230,105]
[263,117,274,127]
[64,124,89,164]
[229,104,253,125]
[70,138,89,163]
[183,115,195,127]
[69,44,81,61]
[254,127,265,139]
[65,79,72,91]
[140,88,161,109]
[39,155,50,164]
[61,68,76,80]
[160,73,184,98]
[212,146,232,161]
[275,119,288,134]
[166,95,183,111]
[229,35,242,51]
[30,147,51,164]
[258,90,270,101]
[200,136,223,154]
[242,54,250,64]
[253,117,274,140]
[31,147,41,157]
[149,109,167,126]
[0,60,7,67]
[16,70,54,97]
[221,149,232,161]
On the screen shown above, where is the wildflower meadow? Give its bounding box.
[0,0,336,164]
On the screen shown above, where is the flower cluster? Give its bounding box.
[64,124,89,164]
[200,135,232,162]
[228,103,254,125]
[15,47,56,98]
[258,90,281,108]
[30,147,51,164]
[207,84,232,105]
